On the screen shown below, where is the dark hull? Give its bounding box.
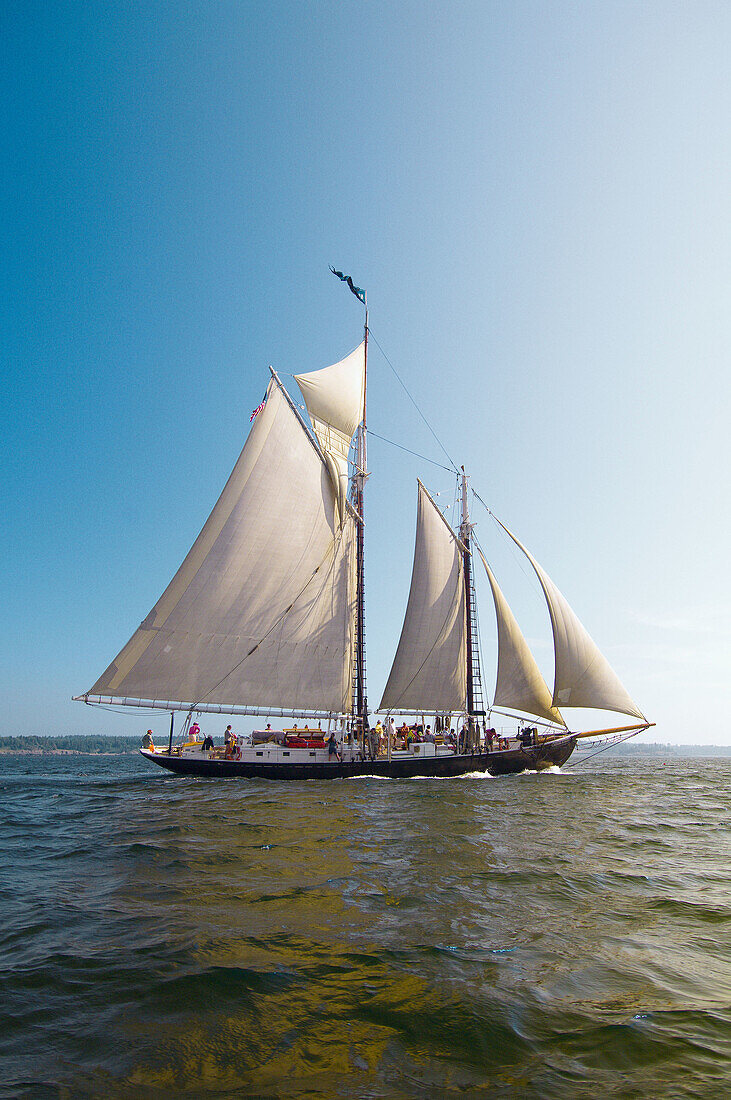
[142,738,576,780]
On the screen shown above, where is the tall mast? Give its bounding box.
[354,300,369,733]
[459,466,486,722]
[459,467,474,716]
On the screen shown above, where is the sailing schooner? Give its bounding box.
[74,286,651,777]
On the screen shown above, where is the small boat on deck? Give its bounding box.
[75,275,651,778]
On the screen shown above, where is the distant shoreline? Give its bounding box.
[0,749,139,756]
[2,743,730,757]
[0,735,142,754]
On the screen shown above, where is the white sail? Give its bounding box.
[477,548,564,726]
[380,481,467,713]
[295,342,365,522]
[84,378,356,713]
[495,518,645,720]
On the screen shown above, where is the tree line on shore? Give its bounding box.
[0,735,141,753]
[1,735,727,756]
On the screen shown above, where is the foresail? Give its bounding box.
[477,549,564,726]
[84,379,356,713]
[380,481,466,713]
[295,342,365,523]
[494,519,645,720]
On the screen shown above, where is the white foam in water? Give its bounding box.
[337,767,569,781]
[346,774,393,780]
[409,770,496,780]
[347,770,496,781]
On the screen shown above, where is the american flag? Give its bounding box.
[249,395,266,421]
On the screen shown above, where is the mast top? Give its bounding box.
[459,467,472,541]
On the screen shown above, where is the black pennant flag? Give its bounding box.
[330,266,366,304]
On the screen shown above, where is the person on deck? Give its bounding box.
[202,733,215,751]
[142,730,154,750]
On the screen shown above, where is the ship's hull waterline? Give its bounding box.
[141,738,576,780]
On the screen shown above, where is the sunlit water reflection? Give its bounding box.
[1,752,729,1097]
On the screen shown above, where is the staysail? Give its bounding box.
[380,481,467,713]
[493,518,645,720]
[477,548,564,726]
[81,377,357,714]
[295,342,365,523]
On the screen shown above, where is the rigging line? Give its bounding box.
[365,429,453,473]
[472,506,546,605]
[83,703,164,717]
[269,523,347,690]
[470,529,565,725]
[367,328,460,475]
[472,495,647,722]
[564,730,640,767]
[471,491,541,594]
[450,473,460,536]
[383,550,465,713]
[191,523,350,711]
[472,487,494,517]
[473,564,490,708]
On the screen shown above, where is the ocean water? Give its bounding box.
[1,752,729,1099]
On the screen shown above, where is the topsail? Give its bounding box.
[295,342,365,524]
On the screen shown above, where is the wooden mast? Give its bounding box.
[460,466,475,718]
[355,299,369,746]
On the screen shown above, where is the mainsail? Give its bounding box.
[81,377,357,714]
[493,518,645,720]
[380,481,467,713]
[295,342,365,523]
[477,549,564,726]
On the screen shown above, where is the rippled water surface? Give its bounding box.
[1,751,729,1098]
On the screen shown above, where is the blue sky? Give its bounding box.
[2,1,729,743]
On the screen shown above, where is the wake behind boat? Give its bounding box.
[75,273,651,777]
